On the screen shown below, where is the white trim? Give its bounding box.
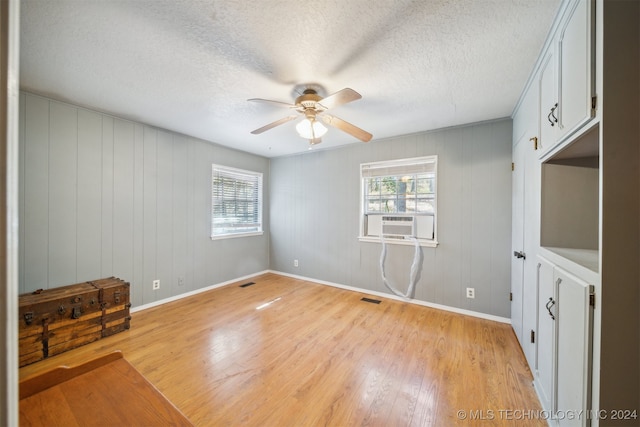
[131,270,270,313]
[3,1,21,425]
[211,231,264,241]
[268,270,511,324]
[130,270,510,324]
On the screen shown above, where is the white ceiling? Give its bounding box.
[19,0,560,158]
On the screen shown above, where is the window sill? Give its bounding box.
[211,231,264,241]
[358,236,438,248]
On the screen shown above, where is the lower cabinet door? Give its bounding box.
[555,266,594,427]
[535,256,556,412]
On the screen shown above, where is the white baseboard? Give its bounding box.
[132,269,511,325]
[268,270,512,324]
[131,270,270,313]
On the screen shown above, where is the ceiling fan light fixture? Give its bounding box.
[249,86,371,144]
[295,118,327,140]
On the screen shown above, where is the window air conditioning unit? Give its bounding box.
[381,216,415,238]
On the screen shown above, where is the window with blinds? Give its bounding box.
[360,156,438,246]
[361,156,437,215]
[211,165,263,239]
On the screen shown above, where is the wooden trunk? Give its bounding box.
[88,277,131,337]
[18,277,131,367]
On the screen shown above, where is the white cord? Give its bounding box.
[379,235,422,299]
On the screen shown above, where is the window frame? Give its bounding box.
[211,164,263,240]
[359,155,438,247]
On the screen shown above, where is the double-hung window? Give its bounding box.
[211,165,263,239]
[360,156,437,246]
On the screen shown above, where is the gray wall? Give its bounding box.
[598,0,640,417]
[541,161,599,249]
[18,92,270,307]
[18,92,512,318]
[270,119,513,318]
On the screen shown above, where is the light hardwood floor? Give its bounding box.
[19,273,545,426]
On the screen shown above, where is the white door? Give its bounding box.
[555,267,593,427]
[521,131,541,369]
[510,139,526,344]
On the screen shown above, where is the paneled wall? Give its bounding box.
[18,92,270,307]
[270,119,512,318]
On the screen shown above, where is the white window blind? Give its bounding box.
[360,156,437,178]
[211,165,263,239]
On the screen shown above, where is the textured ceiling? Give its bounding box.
[20,0,560,158]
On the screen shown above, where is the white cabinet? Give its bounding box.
[555,267,594,427]
[557,0,594,140]
[535,256,555,413]
[538,48,557,154]
[538,0,595,155]
[535,256,594,427]
[513,0,640,420]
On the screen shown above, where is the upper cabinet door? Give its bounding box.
[557,0,595,140]
[538,48,558,154]
[538,0,595,157]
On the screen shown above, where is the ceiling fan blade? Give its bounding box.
[317,88,362,110]
[250,115,297,134]
[321,114,372,142]
[248,98,298,108]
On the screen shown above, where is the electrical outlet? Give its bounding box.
[178,277,184,287]
[294,259,299,267]
[153,279,160,290]
[466,287,475,299]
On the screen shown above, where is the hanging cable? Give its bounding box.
[379,235,422,299]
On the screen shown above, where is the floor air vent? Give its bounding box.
[239,282,256,288]
[361,297,381,304]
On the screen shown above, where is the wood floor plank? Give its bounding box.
[19,273,545,426]
[19,386,80,427]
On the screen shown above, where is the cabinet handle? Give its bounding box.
[548,103,558,127]
[513,250,526,259]
[545,297,556,320]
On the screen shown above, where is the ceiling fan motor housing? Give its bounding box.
[296,89,323,109]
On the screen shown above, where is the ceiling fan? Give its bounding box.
[248,85,373,146]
